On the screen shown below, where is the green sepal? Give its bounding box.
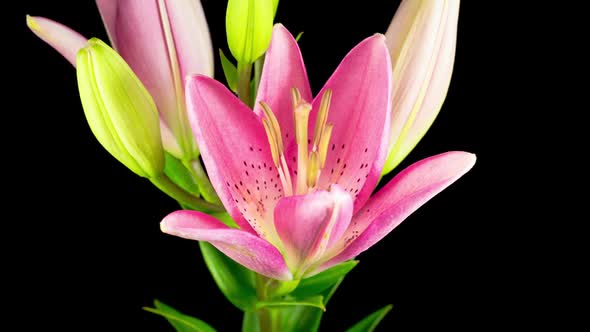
[143,300,216,332]
[199,242,258,311]
[261,279,300,299]
[295,31,304,42]
[291,260,358,298]
[163,152,200,196]
[226,0,274,64]
[209,211,239,228]
[219,49,238,92]
[345,304,393,332]
[256,295,325,311]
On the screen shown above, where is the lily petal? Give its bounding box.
[96,0,214,159]
[254,24,312,155]
[26,15,87,66]
[311,34,393,211]
[161,210,292,280]
[320,151,475,270]
[186,75,286,245]
[274,185,353,277]
[383,0,460,174]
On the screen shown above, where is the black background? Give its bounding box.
[7,0,539,331]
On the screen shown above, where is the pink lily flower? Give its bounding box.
[27,0,214,160]
[161,25,475,280]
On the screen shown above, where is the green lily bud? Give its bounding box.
[226,0,275,64]
[76,38,164,178]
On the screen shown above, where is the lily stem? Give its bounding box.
[255,274,281,332]
[150,173,224,213]
[182,159,222,205]
[259,309,281,332]
[237,61,252,107]
[253,54,265,100]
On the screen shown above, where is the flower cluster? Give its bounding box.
[28,1,470,330]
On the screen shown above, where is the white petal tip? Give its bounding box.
[160,221,169,233]
[449,151,477,172]
[372,33,387,41]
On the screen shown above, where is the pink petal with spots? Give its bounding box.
[254,24,312,153]
[318,151,476,272]
[161,210,292,280]
[273,185,353,276]
[186,75,287,245]
[310,34,393,212]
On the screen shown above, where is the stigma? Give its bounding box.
[261,88,333,196]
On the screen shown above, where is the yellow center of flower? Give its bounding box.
[261,88,334,196]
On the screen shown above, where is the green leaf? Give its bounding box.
[143,300,216,332]
[291,260,358,298]
[219,49,238,92]
[345,305,393,332]
[199,242,258,311]
[295,31,304,42]
[163,152,200,196]
[280,275,346,332]
[256,296,325,311]
[226,0,274,64]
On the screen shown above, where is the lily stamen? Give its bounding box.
[260,101,294,196]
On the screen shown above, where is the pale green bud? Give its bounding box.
[76,38,164,178]
[226,0,276,64]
